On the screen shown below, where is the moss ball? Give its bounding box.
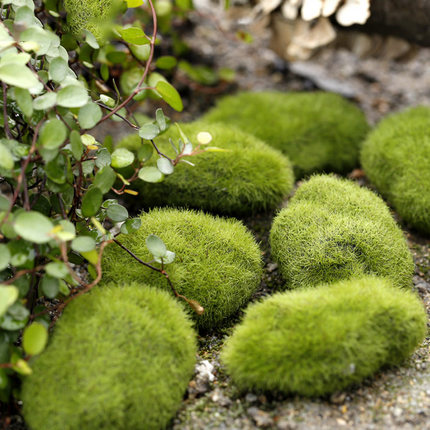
[64,0,121,40]
[101,208,263,330]
[270,175,414,289]
[361,106,430,234]
[117,121,294,216]
[21,284,197,430]
[222,276,427,397]
[202,91,370,177]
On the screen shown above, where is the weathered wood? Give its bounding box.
[364,0,430,46]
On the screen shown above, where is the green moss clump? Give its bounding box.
[21,284,196,430]
[361,106,430,234]
[222,276,427,397]
[202,91,370,177]
[101,208,263,330]
[270,175,414,289]
[64,0,121,40]
[117,121,294,215]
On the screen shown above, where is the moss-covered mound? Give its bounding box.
[202,91,370,177]
[222,277,426,397]
[64,0,121,40]
[270,175,414,289]
[118,121,294,215]
[21,284,196,430]
[361,106,430,234]
[102,209,263,330]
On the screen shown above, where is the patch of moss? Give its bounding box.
[361,106,430,234]
[202,91,370,177]
[270,175,414,289]
[101,208,263,330]
[64,0,121,40]
[222,276,427,397]
[21,284,197,430]
[117,121,294,215]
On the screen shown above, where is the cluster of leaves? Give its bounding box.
[0,0,207,403]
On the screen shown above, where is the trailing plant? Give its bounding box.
[0,0,210,406]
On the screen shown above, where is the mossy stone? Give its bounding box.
[117,121,294,215]
[101,208,263,330]
[21,284,197,430]
[361,106,430,234]
[270,175,414,289]
[222,276,427,397]
[203,91,370,177]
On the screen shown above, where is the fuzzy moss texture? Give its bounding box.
[101,209,263,330]
[118,121,294,215]
[222,277,427,397]
[270,175,414,289]
[64,0,121,40]
[361,106,430,234]
[21,284,197,430]
[202,91,370,177]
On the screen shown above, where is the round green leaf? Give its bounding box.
[155,80,183,112]
[70,130,83,160]
[41,275,60,299]
[84,30,100,49]
[154,250,175,264]
[0,285,18,318]
[49,57,68,82]
[14,88,33,117]
[139,123,160,140]
[120,217,141,234]
[119,27,149,45]
[0,143,14,170]
[0,243,11,271]
[111,148,135,169]
[0,64,40,90]
[71,236,96,253]
[14,211,54,244]
[106,204,128,222]
[138,166,163,183]
[56,85,88,108]
[93,166,116,193]
[38,119,67,149]
[137,143,153,162]
[81,187,103,217]
[146,234,167,257]
[22,322,48,356]
[78,102,102,129]
[33,92,57,110]
[157,157,174,175]
[156,56,177,70]
[45,262,69,279]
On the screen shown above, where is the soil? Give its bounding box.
[2,4,430,430]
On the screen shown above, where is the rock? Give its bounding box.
[193,360,215,394]
[210,388,232,407]
[245,393,258,403]
[247,407,274,427]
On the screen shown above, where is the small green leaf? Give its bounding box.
[38,119,67,149]
[157,157,174,175]
[119,27,149,45]
[14,211,54,244]
[146,234,167,257]
[93,166,116,193]
[14,88,33,117]
[13,359,32,375]
[155,80,183,112]
[33,92,57,110]
[156,56,177,70]
[0,64,40,90]
[137,143,153,162]
[111,148,135,169]
[45,262,69,279]
[41,275,60,298]
[139,123,160,140]
[22,322,48,356]
[120,217,141,234]
[126,0,143,7]
[84,30,99,49]
[70,130,83,160]
[0,285,18,318]
[0,244,10,271]
[138,166,163,183]
[106,204,128,222]
[49,57,68,82]
[0,143,14,170]
[155,108,167,131]
[81,187,103,217]
[56,85,88,108]
[80,249,98,265]
[71,236,96,253]
[154,250,175,264]
[78,102,102,129]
